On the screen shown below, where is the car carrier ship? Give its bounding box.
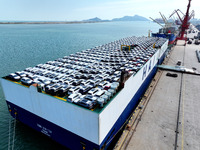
[1,36,168,150]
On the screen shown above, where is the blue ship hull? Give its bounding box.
[152,33,176,45]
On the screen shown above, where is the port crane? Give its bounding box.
[169,0,195,42]
[149,11,178,35]
[150,12,172,29]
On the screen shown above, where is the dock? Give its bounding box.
[114,28,200,150]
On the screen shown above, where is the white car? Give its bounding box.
[88,88,101,96]
[68,86,80,95]
[21,77,33,86]
[67,93,84,103]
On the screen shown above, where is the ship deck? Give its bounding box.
[115,28,200,149]
[3,36,167,114]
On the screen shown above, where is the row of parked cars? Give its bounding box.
[7,69,120,109]
[6,36,167,109]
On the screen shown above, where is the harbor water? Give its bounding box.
[0,21,159,150]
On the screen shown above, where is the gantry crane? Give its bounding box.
[169,0,195,42]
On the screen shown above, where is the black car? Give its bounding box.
[79,85,93,95]
[187,40,192,44]
[77,99,96,109]
[72,80,82,86]
[49,84,62,96]
[45,83,56,94]
[15,71,27,78]
[57,85,71,97]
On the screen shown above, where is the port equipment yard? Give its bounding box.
[115,28,200,150]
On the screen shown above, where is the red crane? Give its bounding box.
[170,0,195,42]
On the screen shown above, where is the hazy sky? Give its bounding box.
[0,0,199,21]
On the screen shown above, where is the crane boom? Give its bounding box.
[159,12,167,25]
[149,17,164,28]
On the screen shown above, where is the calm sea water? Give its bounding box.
[0,21,160,150]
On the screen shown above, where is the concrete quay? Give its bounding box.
[114,29,200,150]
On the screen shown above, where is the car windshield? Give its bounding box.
[54,85,60,88]
[13,74,18,77]
[85,95,92,99]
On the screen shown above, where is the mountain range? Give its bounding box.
[112,15,149,21]
[83,15,149,22]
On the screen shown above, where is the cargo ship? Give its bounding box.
[152,31,176,45]
[150,12,178,45]
[1,36,168,150]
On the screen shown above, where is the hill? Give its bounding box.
[83,17,109,22]
[112,15,149,21]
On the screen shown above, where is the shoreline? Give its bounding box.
[0,21,110,24]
